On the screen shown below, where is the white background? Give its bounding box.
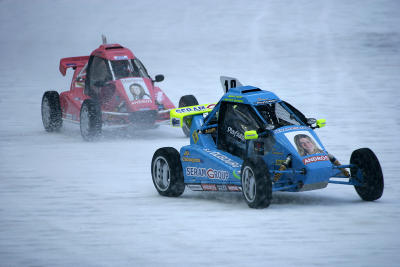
[0,0,399,266]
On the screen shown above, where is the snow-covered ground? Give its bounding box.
[1,0,399,266]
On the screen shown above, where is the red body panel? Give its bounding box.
[58,44,175,125]
[59,56,89,76]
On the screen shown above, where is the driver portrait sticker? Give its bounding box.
[120,78,151,102]
[284,131,324,157]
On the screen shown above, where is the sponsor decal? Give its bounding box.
[274,126,309,134]
[114,55,129,60]
[285,130,324,156]
[216,184,228,191]
[182,150,201,163]
[203,148,241,168]
[223,98,243,103]
[227,185,242,192]
[187,183,243,192]
[131,99,152,104]
[227,95,243,99]
[192,131,199,144]
[232,170,241,180]
[121,78,150,102]
[207,104,216,109]
[188,184,203,191]
[182,157,201,163]
[256,98,278,105]
[186,167,229,180]
[201,184,218,191]
[66,63,76,67]
[303,155,329,165]
[176,105,207,114]
[227,126,245,141]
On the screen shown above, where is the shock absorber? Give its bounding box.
[328,154,350,177]
[273,155,292,182]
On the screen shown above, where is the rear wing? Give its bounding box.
[170,103,216,127]
[59,56,89,76]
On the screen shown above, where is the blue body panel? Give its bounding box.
[180,86,345,192]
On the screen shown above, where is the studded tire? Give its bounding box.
[80,99,102,141]
[350,148,384,201]
[241,157,272,209]
[151,147,185,197]
[41,91,62,132]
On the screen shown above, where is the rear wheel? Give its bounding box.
[151,147,185,197]
[80,99,102,141]
[178,95,198,137]
[241,158,272,209]
[41,91,62,132]
[350,148,384,201]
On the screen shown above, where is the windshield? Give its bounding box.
[256,102,302,128]
[110,59,150,80]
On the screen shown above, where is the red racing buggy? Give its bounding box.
[41,39,197,140]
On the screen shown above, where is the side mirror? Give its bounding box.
[154,74,164,82]
[307,118,317,125]
[316,119,326,128]
[244,130,258,140]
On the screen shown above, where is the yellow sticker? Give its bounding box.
[192,131,199,144]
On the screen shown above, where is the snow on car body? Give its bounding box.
[151,77,384,208]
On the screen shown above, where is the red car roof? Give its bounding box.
[90,44,136,61]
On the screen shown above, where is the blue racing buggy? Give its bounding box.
[151,77,384,208]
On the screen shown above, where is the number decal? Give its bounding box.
[224,79,237,92]
[224,80,229,92]
[231,79,236,88]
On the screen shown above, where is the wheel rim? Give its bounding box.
[80,105,90,137]
[153,156,170,191]
[242,166,256,202]
[42,97,51,127]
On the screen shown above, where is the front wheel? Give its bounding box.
[241,158,272,209]
[151,147,185,197]
[41,91,62,132]
[80,99,102,141]
[350,148,384,201]
[178,95,198,137]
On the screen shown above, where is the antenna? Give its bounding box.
[101,34,107,44]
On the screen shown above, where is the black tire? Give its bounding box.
[178,95,199,137]
[80,99,102,141]
[151,147,185,197]
[350,148,384,201]
[41,91,62,132]
[241,157,272,208]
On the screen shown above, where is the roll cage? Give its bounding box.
[200,100,308,134]
[198,99,310,158]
